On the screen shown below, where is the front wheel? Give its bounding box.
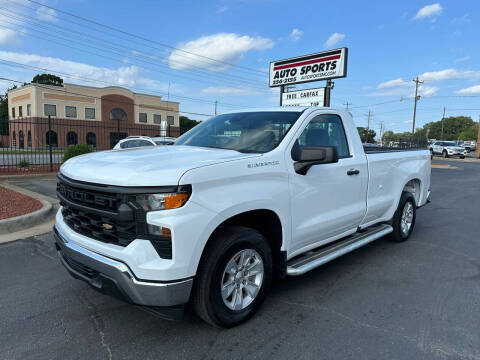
[443,150,448,158]
[389,192,416,242]
[193,226,272,327]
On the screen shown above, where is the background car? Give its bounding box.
[429,141,466,158]
[152,136,176,145]
[113,136,156,149]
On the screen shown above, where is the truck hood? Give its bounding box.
[60,145,257,186]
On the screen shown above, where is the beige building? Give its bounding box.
[8,83,180,149]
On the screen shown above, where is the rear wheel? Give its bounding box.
[193,226,272,327]
[389,192,416,242]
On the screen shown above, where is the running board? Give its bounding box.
[286,224,393,276]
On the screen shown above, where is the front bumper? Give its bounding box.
[54,225,193,308]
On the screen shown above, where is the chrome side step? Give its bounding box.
[286,224,393,276]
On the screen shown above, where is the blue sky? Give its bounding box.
[1,0,479,134]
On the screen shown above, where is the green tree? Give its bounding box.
[458,123,479,141]
[357,127,377,143]
[423,116,474,140]
[32,73,63,87]
[0,84,17,135]
[180,115,201,134]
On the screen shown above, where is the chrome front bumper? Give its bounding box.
[54,225,193,308]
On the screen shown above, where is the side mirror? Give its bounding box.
[293,146,338,175]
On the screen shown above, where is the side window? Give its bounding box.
[293,114,350,159]
[138,140,153,147]
[120,140,131,149]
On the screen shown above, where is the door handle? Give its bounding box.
[347,169,360,176]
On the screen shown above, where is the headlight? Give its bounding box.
[136,188,191,211]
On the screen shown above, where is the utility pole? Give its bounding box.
[412,76,424,140]
[441,106,445,140]
[379,121,385,145]
[214,100,218,116]
[366,110,372,143]
[344,102,350,112]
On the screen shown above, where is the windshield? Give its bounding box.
[174,111,302,153]
[444,142,457,146]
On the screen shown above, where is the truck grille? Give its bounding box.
[56,174,172,258]
[61,206,136,246]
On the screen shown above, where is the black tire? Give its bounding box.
[193,226,273,328]
[460,155,465,159]
[443,150,448,158]
[389,192,416,242]
[429,148,433,155]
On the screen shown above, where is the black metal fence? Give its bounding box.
[1,117,180,175]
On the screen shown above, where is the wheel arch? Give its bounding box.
[198,209,286,279]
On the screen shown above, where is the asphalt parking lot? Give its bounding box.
[1,159,479,360]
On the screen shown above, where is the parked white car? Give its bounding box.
[429,141,466,158]
[113,136,156,149]
[55,107,431,327]
[113,136,176,149]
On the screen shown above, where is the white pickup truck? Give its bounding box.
[54,107,431,327]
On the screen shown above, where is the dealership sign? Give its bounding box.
[282,88,325,107]
[269,48,348,87]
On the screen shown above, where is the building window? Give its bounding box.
[46,130,58,147]
[27,130,32,147]
[167,115,174,125]
[86,132,96,147]
[153,114,161,124]
[44,104,57,117]
[65,106,77,118]
[139,113,147,123]
[67,131,78,146]
[11,107,15,119]
[85,107,96,120]
[27,104,31,116]
[19,130,24,149]
[19,106,23,118]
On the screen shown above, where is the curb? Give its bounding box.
[0,199,53,234]
[0,181,59,241]
[0,173,58,180]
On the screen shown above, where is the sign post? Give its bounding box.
[269,47,348,107]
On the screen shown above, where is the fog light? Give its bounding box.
[148,224,171,238]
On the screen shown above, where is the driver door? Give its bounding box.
[288,113,368,255]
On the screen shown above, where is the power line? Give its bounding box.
[25,0,267,75]
[0,76,214,117]
[0,6,267,89]
[0,21,268,92]
[0,59,268,110]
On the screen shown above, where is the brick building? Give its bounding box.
[7,83,180,150]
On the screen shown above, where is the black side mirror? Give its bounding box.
[293,146,338,175]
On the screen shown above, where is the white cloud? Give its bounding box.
[0,51,171,92]
[168,33,274,72]
[456,85,480,95]
[418,85,439,97]
[201,86,257,96]
[216,6,228,13]
[36,6,57,23]
[0,28,18,45]
[413,3,443,20]
[419,68,480,82]
[324,33,345,48]
[0,0,30,44]
[455,56,471,63]
[289,28,303,41]
[378,78,409,89]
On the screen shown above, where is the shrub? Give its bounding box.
[62,143,93,162]
[18,159,30,168]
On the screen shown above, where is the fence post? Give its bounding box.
[48,115,53,172]
[168,123,170,137]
